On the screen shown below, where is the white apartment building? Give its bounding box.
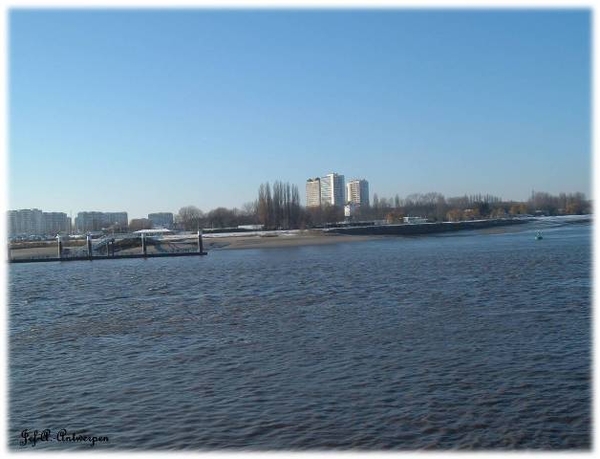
[8,209,43,236]
[103,212,128,228]
[7,209,70,236]
[42,212,70,235]
[320,173,345,207]
[305,178,322,208]
[75,211,128,233]
[346,179,370,207]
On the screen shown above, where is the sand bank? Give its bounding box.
[203,231,379,250]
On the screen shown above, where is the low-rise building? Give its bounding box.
[404,216,428,224]
[148,212,174,229]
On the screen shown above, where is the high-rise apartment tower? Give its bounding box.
[346,179,370,207]
[320,173,345,207]
[306,178,322,208]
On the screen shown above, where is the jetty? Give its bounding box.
[8,231,207,264]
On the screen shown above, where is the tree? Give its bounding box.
[207,207,237,228]
[565,192,587,215]
[446,209,463,222]
[435,195,447,222]
[256,181,303,229]
[372,193,380,210]
[240,202,259,225]
[509,203,528,215]
[257,183,273,229]
[177,206,204,231]
[321,204,343,224]
[490,206,508,218]
[386,210,404,224]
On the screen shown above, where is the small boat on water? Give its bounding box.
[535,231,543,240]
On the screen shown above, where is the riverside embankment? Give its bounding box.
[326,218,533,236]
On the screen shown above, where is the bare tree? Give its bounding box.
[206,207,238,228]
[177,206,204,231]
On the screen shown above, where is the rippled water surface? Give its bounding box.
[9,221,591,450]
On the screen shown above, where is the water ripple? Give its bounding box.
[8,224,591,450]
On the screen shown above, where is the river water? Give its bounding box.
[8,219,591,450]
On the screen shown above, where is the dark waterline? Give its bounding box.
[8,221,591,450]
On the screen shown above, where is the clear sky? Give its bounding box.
[8,8,591,218]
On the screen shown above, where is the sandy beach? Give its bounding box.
[203,231,379,250]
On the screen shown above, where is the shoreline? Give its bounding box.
[7,216,590,261]
[204,232,381,250]
[7,232,381,261]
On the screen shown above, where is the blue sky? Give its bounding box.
[9,8,591,218]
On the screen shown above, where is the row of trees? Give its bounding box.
[364,191,591,223]
[256,181,303,230]
[167,188,590,231]
[175,205,257,231]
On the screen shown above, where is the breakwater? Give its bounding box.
[326,218,532,236]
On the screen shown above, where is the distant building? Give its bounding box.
[344,202,357,218]
[42,212,70,235]
[306,178,322,208]
[8,208,43,236]
[7,208,70,236]
[74,212,104,233]
[404,216,428,224]
[103,212,128,229]
[320,173,345,207]
[148,212,174,229]
[346,179,369,207]
[75,211,128,233]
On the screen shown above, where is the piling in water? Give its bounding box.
[57,235,63,259]
[87,235,93,260]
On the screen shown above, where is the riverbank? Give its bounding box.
[204,231,380,250]
[326,217,532,236]
[9,216,589,261]
[7,231,379,260]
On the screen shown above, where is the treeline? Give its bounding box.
[173,205,258,231]
[174,181,305,230]
[171,187,591,231]
[256,181,303,230]
[364,191,591,223]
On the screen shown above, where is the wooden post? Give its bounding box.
[87,234,93,260]
[57,234,63,259]
[197,230,203,253]
[141,233,147,256]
